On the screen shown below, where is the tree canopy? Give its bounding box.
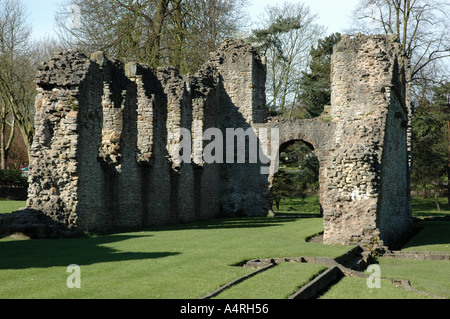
[55,0,250,74]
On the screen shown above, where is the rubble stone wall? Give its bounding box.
[323,34,411,248]
[28,39,270,233]
[260,34,411,248]
[23,35,411,249]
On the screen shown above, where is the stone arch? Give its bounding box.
[277,138,323,216]
[279,133,317,153]
[262,119,335,217]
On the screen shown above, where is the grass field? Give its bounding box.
[0,196,449,299]
[0,200,26,214]
[411,196,450,218]
[214,262,328,299]
[0,216,350,299]
[274,196,321,215]
[275,195,450,218]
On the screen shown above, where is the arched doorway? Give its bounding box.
[272,140,322,217]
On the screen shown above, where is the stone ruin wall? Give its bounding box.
[22,34,411,249]
[322,34,412,248]
[260,34,412,249]
[27,39,270,233]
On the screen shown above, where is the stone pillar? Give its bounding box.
[29,51,99,230]
[323,34,411,248]
[210,39,270,217]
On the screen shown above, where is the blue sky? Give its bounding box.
[23,0,360,41]
[23,0,60,40]
[250,0,359,33]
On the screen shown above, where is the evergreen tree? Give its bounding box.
[248,2,325,115]
[411,82,450,207]
[273,142,319,211]
[295,33,341,118]
[249,16,302,61]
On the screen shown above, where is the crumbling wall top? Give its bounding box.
[334,33,404,55]
[209,38,265,66]
[35,51,91,88]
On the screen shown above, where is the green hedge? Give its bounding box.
[0,169,28,187]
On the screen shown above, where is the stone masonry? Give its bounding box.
[262,34,412,248]
[2,34,411,249]
[26,39,269,234]
[323,34,412,248]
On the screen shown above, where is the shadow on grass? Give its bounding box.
[412,197,450,219]
[144,216,304,232]
[401,221,450,250]
[0,234,180,270]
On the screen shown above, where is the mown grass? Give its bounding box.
[274,196,321,215]
[403,221,450,252]
[320,219,450,299]
[376,258,450,298]
[0,200,26,214]
[0,196,449,299]
[0,217,350,299]
[275,195,450,218]
[411,196,450,218]
[214,262,327,299]
[321,250,450,299]
[320,277,432,299]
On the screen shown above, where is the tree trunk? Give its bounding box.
[17,124,31,165]
[149,0,169,69]
[0,115,15,169]
[435,193,441,212]
[447,121,450,206]
[172,0,184,72]
[275,198,281,211]
[1,129,6,170]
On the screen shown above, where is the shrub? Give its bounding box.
[0,169,28,187]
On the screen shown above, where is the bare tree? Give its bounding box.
[0,0,35,166]
[348,0,450,99]
[251,1,326,114]
[55,0,250,74]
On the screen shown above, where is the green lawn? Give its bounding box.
[320,277,432,299]
[411,196,450,218]
[0,196,449,299]
[320,218,450,299]
[274,196,321,215]
[321,254,450,299]
[214,262,327,299]
[275,195,450,218]
[0,217,350,299]
[403,221,450,252]
[0,200,26,214]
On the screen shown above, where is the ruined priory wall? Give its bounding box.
[189,63,222,220]
[324,34,410,247]
[210,40,271,216]
[28,39,268,233]
[28,51,97,230]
